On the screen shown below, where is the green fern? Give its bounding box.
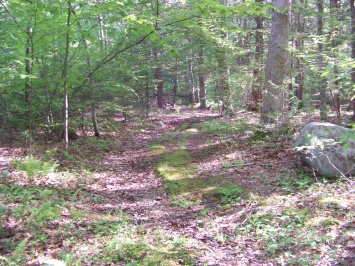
[10,238,28,265]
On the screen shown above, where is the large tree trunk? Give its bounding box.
[247,0,264,112]
[261,0,290,123]
[317,0,328,121]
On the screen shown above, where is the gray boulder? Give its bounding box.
[294,122,355,178]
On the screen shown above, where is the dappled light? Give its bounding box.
[1,0,355,264]
[1,108,354,265]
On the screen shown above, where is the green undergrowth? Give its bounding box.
[11,157,58,178]
[10,154,95,188]
[200,118,249,137]
[152,131,188,145]
[3,115,355,265]
[89,211,196,265]
[0,184,197,265]
[14,134,121,173]
[236,177,355,265]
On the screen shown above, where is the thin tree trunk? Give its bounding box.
[62,2,71,150]
[351,0,355,120]
[25,25,33,129]
[172,58,178,108]
[317,0,327,121]
[70,4,100,136]
[145,75,150,116]
[156,67,164,109]
[98,14,107,53]
[248,0,264,112]
[329,0,341,124]
[89,76,100,137]
[198,47,206,109]
[188,49,195,107]
[295,1,304,109]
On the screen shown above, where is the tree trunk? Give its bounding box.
[62,2,71,150]
[215,47,232,116]
[247,0,264,112]
[317,0,328,121]
[98,14,107,54]
[261,0,290,123]
[351,0,355,121]
[329,0,341,124]
[188,50,195,107]
[89,75,100,137]
[25,25,33,129]
[198,47,206,109]
[294,2,304,110]
[70,4,100,137]
[145,75,150,117]
[154,51,164,109]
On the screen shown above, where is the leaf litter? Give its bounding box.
[0,108,354,265]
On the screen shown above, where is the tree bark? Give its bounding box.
[248,0,264,112]
[25,26,33,129]
[294,1,304,109]
[145,74,150,117]
[155,51,164,108]
[198,47,207,109]
[317,0,327,121]
[70,4,100,137]
[351,0,355,120]
[188,49,195,107]
[172,58,178,108]
[215,47,232,116]
[62,2,71,150]
[329,0,341,124]
[261,0,290,123]
[98,14,107,54]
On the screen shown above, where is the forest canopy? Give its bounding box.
[0,0,354,136]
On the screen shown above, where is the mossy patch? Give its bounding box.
[157,150,217,205]
[148,144,167,155]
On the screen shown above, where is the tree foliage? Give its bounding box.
[0,0,354,134]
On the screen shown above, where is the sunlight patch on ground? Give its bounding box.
[157,150,219,204]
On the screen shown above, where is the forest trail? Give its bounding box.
[2,109,353,266]
[82,109,297,265]
[93,110,239,265]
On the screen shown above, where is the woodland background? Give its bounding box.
[1,1,355,266]
[0,0,354,136]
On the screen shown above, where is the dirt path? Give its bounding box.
[83,109,297,265]
[0,109,309,265]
